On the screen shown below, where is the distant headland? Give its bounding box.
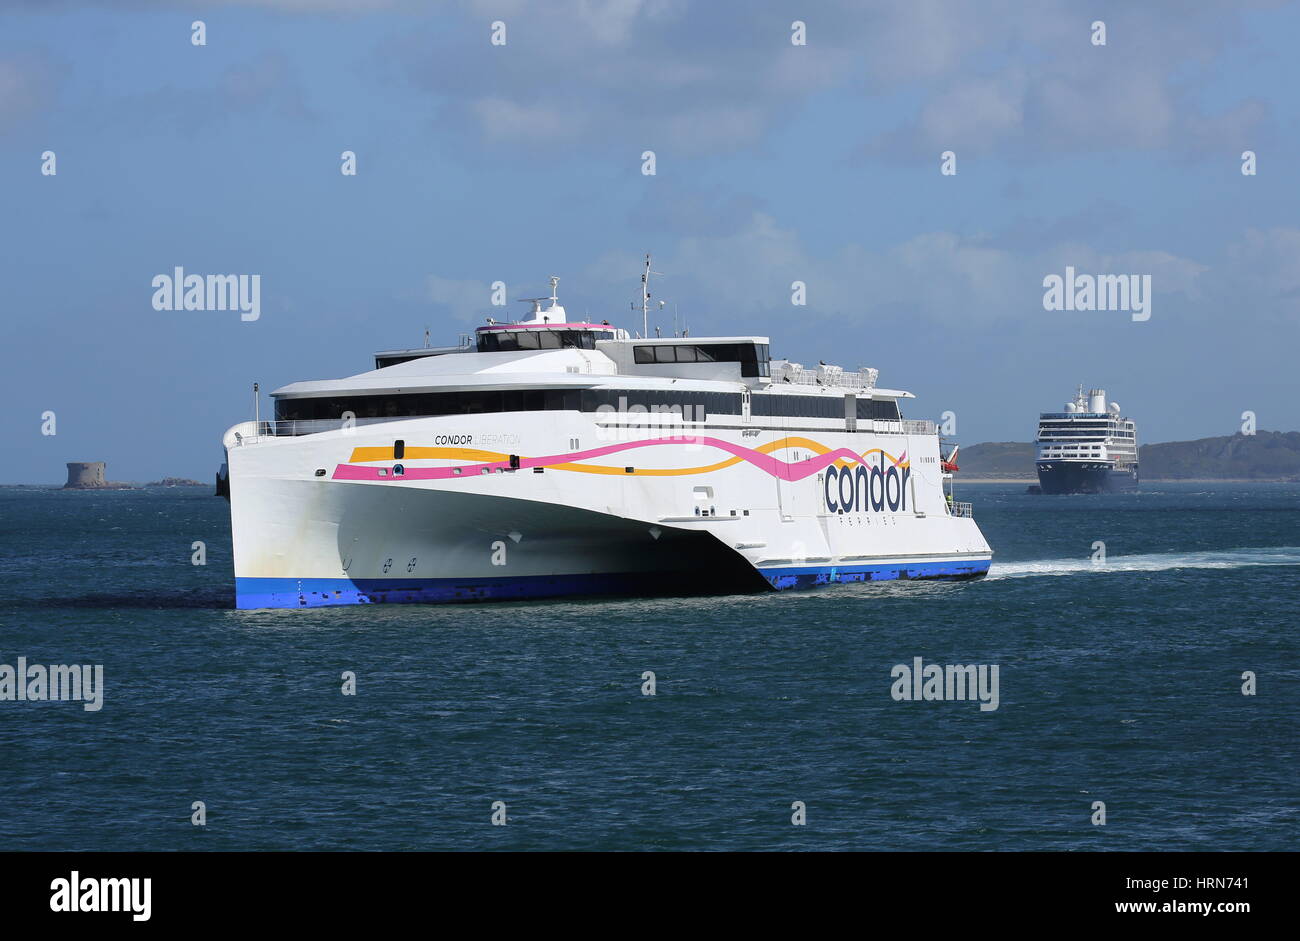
[957,431,1300,481]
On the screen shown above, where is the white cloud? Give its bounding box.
[204,0,400,9]
[1221,227,1300,318]
[425,274,493,324]
[864,1,1276,158]
[0,55,55,132]
[471,96,586,143]
[393,0,1275,162]
[917,70,1027,152]
[574,210,1240,334]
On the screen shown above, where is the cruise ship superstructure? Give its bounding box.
[220,270,992,609]
[1035,386,1139,493]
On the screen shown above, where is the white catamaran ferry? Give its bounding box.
[219,264,992,609]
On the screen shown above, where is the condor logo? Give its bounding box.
[824,454,910,514]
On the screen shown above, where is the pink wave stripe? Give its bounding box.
[332,435,907,483]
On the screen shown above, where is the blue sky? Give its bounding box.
[2,0,1298,483]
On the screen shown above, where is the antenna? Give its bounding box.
[641,253,663,338]
[515,276,562,323]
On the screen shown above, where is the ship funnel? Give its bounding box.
[1089,389,1106,414]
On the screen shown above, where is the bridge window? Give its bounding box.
[477,330,599,353]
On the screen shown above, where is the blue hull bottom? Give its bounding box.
[758,558,991,590]
[235,558,990,609]
[236,572,676,609]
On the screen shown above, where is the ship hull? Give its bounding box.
[225,413,993,609]
[1036,460,1138,494]
[235,558,990,609]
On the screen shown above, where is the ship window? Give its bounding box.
[276,388,745,423]
[629,342,769,376]
[546,390,580,411]
[856,399,901,421]
[749,394,900,421]
[479,329,598,353]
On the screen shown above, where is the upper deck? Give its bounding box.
[1034,387,1137,466]
[258,274,925,438]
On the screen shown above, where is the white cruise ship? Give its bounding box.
[1034,386,1139,493]
[219,270,992,608]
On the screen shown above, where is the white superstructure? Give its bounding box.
[221,272,992,608]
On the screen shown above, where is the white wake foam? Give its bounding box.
[987,546,1300,580]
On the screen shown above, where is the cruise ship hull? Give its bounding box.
[1035,460,1139,494]
[225,415,993,609]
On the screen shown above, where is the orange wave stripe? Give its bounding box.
[346,437,907,475]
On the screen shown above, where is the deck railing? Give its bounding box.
[778,362,879,390]
[224,417,396,446]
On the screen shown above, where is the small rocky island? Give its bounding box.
[59,464,206,489]
[63,462,133,490]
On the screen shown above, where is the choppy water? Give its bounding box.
[0,482,1296,850]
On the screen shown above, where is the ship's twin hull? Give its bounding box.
[233,482,773,608]
[226,416,993,608]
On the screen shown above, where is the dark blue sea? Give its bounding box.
[1,482,1296,851]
